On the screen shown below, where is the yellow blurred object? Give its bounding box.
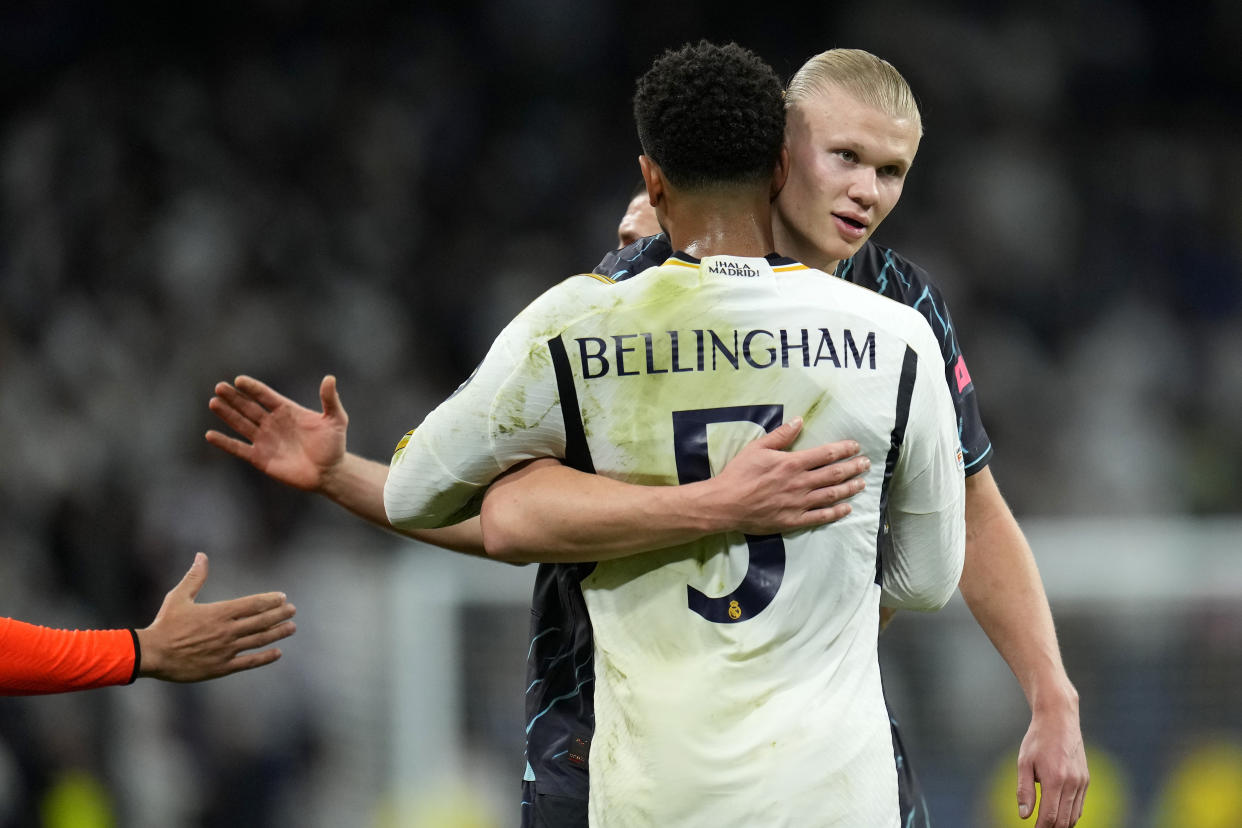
[374,784,498,828]
[39,770,115,828]
[1152,737,1242,828]
[979,744,1127,828]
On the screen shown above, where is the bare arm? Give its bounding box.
[206,375,485,554]
[208,377,866,562]
[959,467,1088,828]
[136,553,296,682]
[480,419,869,563]
[318,450,486,555]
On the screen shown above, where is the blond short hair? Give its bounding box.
[785,48,923,136]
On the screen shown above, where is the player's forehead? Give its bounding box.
[787,86,920,163]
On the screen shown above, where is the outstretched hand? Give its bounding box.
[708,417,869,536]
[207,374,348,492]
[137,553,296,682]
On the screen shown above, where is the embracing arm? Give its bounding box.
[959,467,1087,828]
[480,419,869,563]
[209,376,866,565]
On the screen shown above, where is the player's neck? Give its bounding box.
[663,191,775,260]
[771,221,840,274]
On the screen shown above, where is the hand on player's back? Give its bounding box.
[206,374,349,492]
[708,417,869,536]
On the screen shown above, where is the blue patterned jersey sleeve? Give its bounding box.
[593,234,673,282]
[840,242,993,475]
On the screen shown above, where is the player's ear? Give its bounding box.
[770,145,790,200]
[638,155,665,208]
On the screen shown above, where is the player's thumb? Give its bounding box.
[320,374,344,418]
[1016,761,1037,820]
[758,417,803,450]
[174,552,209,602]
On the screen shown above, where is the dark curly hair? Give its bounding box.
[633,40,785,191]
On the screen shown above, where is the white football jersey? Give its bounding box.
[386,252,965,827]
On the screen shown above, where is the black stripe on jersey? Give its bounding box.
[527,342,600,805]
[875,345,918,586]
[548,335,596,474]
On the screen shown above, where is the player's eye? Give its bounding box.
[834,149,858,164]
[879,164,904,178]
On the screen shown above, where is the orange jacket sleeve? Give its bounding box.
[0,616,139,695]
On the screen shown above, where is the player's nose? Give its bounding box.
[846,168,879,206]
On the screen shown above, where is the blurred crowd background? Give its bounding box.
[1,1,1240,826]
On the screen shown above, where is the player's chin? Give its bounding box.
[822,236,866,264]
[844,238,868,258]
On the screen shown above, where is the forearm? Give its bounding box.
[322,452,486,556]
[958,468,1077,712]
[0,618,136,695]
[480,428,867,564]
[480,459,726,563]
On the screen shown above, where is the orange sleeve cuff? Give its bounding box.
[0,617,139,696]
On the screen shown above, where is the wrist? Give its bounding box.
[317,452,358,498]
[678,477,732,536]
[128,629,142,683]
[1027,673,1079,717]
[316,462,342,497]
[134,627,158,679]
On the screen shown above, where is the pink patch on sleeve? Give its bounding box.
[954,355,973,392]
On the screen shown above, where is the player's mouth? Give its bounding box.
[832,213,869,240]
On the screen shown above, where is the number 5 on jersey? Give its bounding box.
[672,405,787,624]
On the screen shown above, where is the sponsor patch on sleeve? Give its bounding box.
[953,355,973,393]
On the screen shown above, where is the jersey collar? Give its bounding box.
[665,250,808,275]
[667,250,799,267]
